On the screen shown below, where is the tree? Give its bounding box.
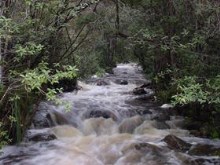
[0,0,100,145]
[122,0,220,138]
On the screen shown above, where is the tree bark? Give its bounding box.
[115,0,120,34]
[0,1,3,82]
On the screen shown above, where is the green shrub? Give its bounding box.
[172,75,220,107]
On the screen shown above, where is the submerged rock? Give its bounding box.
[162,134,192,152]
[192,158,220,165]
[136,109,152,115]
[32,111,50,128]
[115,79,128,85]
[28,133,56,142]
[184,121,201,131]
[153,121,170,130]
[134,143,168,164]
[85,110,118,121]
[135,143,162,153]
[132,83,152,95]
[52,125,83,138]
[32,103,51,128]
[153,113,171,122]
[189,144,220,156]
[24,129,56,142]
[46,110,73,126]
[133,87,147,95]
[133,88,154,98]
[119,116,144,133]
[96,80,109,86]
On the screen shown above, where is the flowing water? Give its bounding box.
[1,63,220,165]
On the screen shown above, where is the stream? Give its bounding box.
[1,63,220,165]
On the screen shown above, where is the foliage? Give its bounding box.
[0,122,10,148]
[0,0,219,145]
[172,76,207,105]
[123,0,220,101]
[0,0,100,144]
[171,75,220,138]
[121,0,220,138]
[172,75,220,107]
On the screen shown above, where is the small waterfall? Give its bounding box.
[0,63,220,165]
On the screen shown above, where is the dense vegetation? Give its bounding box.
[123,0,220,138]
[0,0,219,146]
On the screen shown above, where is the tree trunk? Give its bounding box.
[0,1,3,83]
[115,0,120,33]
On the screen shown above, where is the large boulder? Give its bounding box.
[162,134,192,152]
[32,104,77,129]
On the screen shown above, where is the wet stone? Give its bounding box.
[32,110,50,129]
[0,153,33,164]
[119,116,144,133]
[135,143,162,153]
[183,157,220,165]
[115,79,128,85]
[162,134,192,152]
[24,129,57,142]
[134,143,168,164]
[46,110,73,126]
[96,80,110,86]
[86,110,118,121]
[153,121,170,130]
[136,109,152,115]
[133,87,147,95]
[188,144,220,156]
[28,133,56,142]
[153,113,171,122]
[132,83,153,95]
[189,130,204,137]
[184,121,202,130]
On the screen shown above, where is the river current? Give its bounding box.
[0,63,220,165]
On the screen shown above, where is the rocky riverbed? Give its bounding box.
[0,63,220,165]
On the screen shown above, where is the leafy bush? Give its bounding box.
[0,0,92,144]
[0,122,10,148]
[172,76,220,107]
